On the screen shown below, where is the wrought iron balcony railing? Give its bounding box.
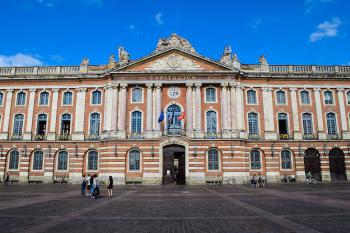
[56,134,72,141]
[9,134,23,141]
[327,134,342,140]
[85,134,101,140]
[279,134,293,140]
[302,134,318,140]
[163,129,186,136]
[33,134,47,141]
[248,134,264,140]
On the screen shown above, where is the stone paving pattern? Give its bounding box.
[0,183,349,233]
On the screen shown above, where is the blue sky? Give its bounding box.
[0,0,349,66]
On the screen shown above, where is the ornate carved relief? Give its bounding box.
[145,54,203,71]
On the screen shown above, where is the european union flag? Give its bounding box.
[158,110,164,123]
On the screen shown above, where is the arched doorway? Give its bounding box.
[329,148,347,181]
[162,145,186,185]
[304,148,322,181]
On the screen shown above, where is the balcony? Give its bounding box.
[56,134,72,141]
[302,134,318,140]
[9,134,23,141]
[279,134,293,140]
[127,132,144,139]
[33,134,47,141]
[163,129,186,136]
[248,134,264,140]
[204,132,221,139]
[327,134,342,140]
[85,134,101,140]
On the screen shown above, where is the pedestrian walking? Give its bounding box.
[86,174,91,196]
[107,176,113,197]
[4,173,10,186]
[81,175,87,197]
[90,175,95,197]
[91,174,99,198]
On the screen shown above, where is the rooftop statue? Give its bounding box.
[259,55,268,66]
[80,57,90,66]
[155,33,196,53]
[220,46,232,66]
[118,47,130,65]
[108,54,117,69]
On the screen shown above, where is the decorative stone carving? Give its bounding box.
[80,57,89,73]
[108,54,117,69]
[220,46,232,66]
[155,33,196,53]
[259,55,268,65]
[145,54,202,71]
[118,47,130,65]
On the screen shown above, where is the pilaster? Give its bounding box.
[145,83,154,138]
[337,88,350,139]
[117,83,128,138]
[262,86,277,140]
[23,89,36,140]
[0,89,13,140]
[186,82,193,137]
[290,88,302,140]
[313,88,326,139]
[48,89,59,140]
[72,87,87,140]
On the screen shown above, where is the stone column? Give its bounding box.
[226,84,232,131]
[117,83,127,138]
[186,82,193,136]
[236,84,245,138]
[154,83,162,136]
[195,82,202,137]
[221,83,230,137]
[145,83,153,138]
[337,88,350,139]
[23,89,36,140]
[102,84,113,138]
[290,88,301,139]
[48,89,59,140]
[313,88,326,139]
[0,90,13,139]
[111,85,119,135]
[230,83,237,137]
[72,88,87,140]
[262,87,277,140]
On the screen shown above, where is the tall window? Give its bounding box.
[90,113,100,135]
[206,88,216,102]
[250,150,261,170]
[129,149,140,171]
[300,91,310,104]
[208,149,219,170]
[91,90,101,105]
[206,111,217,135]
[248,112,259,135]
[347,91,350,105]
[302,113,313,135]
[39,92,49,105]
[0,92,3,105]
[61,114,71,135]
[278,113,288,135]
[63,91,72,105]
[33,151,43,170]
[166,104,181,130]
[9,150,19,170]
[247,90,257,104]
[16,92,26,105]
[57,151,68,170]
[131,111,142,134]
[13,114,24,136]
[324,91,334,105]
[132,88,142,103]
[87,150,98,170]
[276,91,286,105]
[37,114,47,135]
[326,112,337,135]
[281,150,292,169]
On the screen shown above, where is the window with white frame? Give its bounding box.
[302,113,313,135]
[324,91,334,105]
[276,91,286,105]
[89,113,100,135]
[33,151,43,170]
[347,91,350,105]
[57,151,68,170]
[0,92,3,105]
[13,114,24,136]
[281,149,292,169]
[250,150,261,170]
[132,88,142,103]
[205,88,216,102]
[91,90,101,105]
[16,92,26,105]
[248,112,259,135]
[9,150,19,170]
[247,90,257,104]
[63,91,72,105]
[326,112,337,135]
[206,111,217,135]
[87,150,98,170]
[129,149,140,171]
[39,92,49,105]
[207,148,219,170]
[300,91,310,104]
[36,114,47,136]
[131,111,142,135]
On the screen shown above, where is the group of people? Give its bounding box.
[250,173,265,188]
[81,174,113,198]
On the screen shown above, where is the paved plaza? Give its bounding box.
[0,183,350,233]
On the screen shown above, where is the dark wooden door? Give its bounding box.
[163,151,174,185]
[304,148,322,181]
[329,148,347,181]
[162,145,186,185]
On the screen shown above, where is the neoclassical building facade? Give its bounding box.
[0,33,349,184]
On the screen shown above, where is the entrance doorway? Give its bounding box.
[162,145,186,185]
[304,148,322,181]
[329,148,347,181]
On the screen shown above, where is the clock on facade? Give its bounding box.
[168,86,180,99]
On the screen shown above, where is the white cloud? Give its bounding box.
[155,12,163,25]
[309,17,341,42]
[0,53,43,67]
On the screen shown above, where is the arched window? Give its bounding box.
[278,113,288,135]
[166,104,181,130]
[33,151,43,170]
[248,112,259,135]
[63,91,72,105]
[206,111,217,135]
[324,91,334,105]
[57,151,68,170]
[132,88,142,103]
[129,149,140,171]
[300,91,310,104]
[326,112,337,135]
[9,150,19,170]
[90,113,100,135]
[206,88,216,102]
[37,114,47,136]
[207,149,219,170]
[302,113,313,135]
[16,92,26,105]
[281,150,292,169]
[0,92,3,106]
[276,91,286,105]
[39,92,49,105]
[250,150,261,170]
[61,114,71,135]
[91,90,101,105]
[131,111,142,134]
[247,90,257,104]
[87,150,98,170]
[13,114,24,136]
[347,91,350,105]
